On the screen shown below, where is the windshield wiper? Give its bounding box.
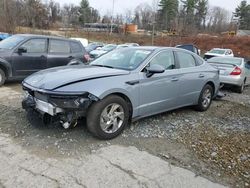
[91,64,114,69]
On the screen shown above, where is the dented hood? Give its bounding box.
[23,65,130,91]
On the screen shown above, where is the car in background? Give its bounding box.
[90,44,117,59]
[86,42,104,53]
[176,44,200,55]
[0,34,89,86]
[204,48,234,60]
[0,33,12,41]
[207,57,250,93]
[22,47,220,139]
[117,43,140,49]
[70,38,88,47]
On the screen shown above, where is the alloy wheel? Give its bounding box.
[100,103,125,134]
[202,88,212,108]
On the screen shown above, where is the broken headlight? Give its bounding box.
[48,93,96,109]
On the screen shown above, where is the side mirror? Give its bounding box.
[17,47,27,54]
[145,64,165,77]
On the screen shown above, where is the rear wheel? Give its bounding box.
[235,80,245,93]
[87,95,129,139]
[0,69,6,86]
[195,84,213,112]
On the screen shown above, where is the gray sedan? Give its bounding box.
[207,57,250,93]
[22,47,220,139]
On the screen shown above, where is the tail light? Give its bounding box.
[230,66,242,75]
[84,54,90,62]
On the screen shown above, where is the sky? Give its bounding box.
[56,0,250,15]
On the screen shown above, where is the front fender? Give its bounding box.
[0,58,12,77]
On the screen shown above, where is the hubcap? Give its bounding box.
[100,103,125,134]
[202,89,212,108]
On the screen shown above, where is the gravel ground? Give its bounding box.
[0,82,249,187]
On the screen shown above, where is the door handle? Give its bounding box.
[68,56,73,59]
[171,77,179,82]
[199,74,205,78]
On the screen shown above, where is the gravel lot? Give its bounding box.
[0,82,249,187]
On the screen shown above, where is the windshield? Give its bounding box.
[90,48,152,70]
[209,49,226,55]
[102,44,117,51]
[0,35,26,50]
[208,57,242,65]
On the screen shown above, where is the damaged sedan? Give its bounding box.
[22,47,220,139]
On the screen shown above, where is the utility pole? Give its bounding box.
[151,0,159,45]
[110,0,115,34]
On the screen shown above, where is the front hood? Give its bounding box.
[24,65,130,91]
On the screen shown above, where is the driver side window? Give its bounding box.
[150,51,175,70]
[20,39,47,53]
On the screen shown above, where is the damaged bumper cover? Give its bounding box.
[22,84,99,117]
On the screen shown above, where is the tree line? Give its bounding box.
[0,0,249,34]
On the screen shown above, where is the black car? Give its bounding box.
[176,44,201,55]
[0,34,89,86]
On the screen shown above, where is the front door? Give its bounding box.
[138,50,181,117]
[12,38,47,77]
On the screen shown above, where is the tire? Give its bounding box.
[195,84,213,112]
[0,69,6,86]
[235,80,245,94]
[87,95,130,140]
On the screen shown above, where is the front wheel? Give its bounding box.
[87,95,130,139]
[195,84,213,112]
[0,69,6,86]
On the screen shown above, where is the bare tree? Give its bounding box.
[207,6,230,33]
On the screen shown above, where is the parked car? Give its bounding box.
[70,38,88,47]
[0,33,12,41]
[90,44,117,59]
[204,48,234,60]
[0,34,89,86]
[176,44,200,55]
[207,57,250,93]
[22,47,220,139]
[117,43,140,49]
[86,42,104,53]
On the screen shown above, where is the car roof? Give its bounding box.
[14,34,77,42]
[211,48,232,50]
[129,46,193,52]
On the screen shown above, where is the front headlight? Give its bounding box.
[49,95,91,109]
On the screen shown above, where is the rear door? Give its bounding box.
[11,38,47,77]
[70,41,86,63]
[47,39,72,68]
[174,51,206,106]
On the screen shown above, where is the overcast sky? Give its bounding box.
[55,0,250,15]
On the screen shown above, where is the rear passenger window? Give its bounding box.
[49,40,70,53]
[176,52,196,68]
[70,42,82,53]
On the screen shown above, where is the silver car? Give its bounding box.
[207,57,250,93]
[22,47,220,139]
